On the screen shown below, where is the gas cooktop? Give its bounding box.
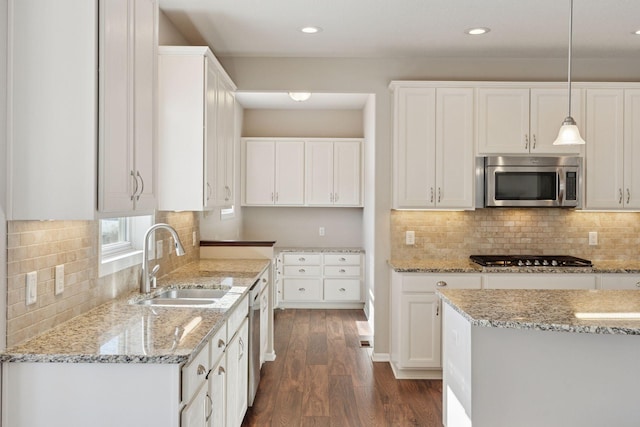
[470,255,593,268]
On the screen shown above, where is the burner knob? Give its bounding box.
[525,260,532,266]
[551,260,558,266]
[534,260,540,266]
[542,259,549,266]
[518,260,524,266]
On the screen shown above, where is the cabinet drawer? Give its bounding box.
[182,344,210,404]
[324,254,361,265]
[282,254,321,265]
[284,265,321,276]
[209,324,227,367]
[283,279,322,301]
[324,265,361,277]
[228,294,249,337]
[324,279,361,301]
[401,274,482,292]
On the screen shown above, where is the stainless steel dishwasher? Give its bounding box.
[248,279,261,406]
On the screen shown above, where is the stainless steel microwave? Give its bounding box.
[480,156,582,208]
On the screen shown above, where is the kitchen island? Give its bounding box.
[438,289,640,427]
[2,258,270,427]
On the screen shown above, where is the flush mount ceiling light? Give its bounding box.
[465,27,490,35]
[288,91,312,102]
[554,0,586,146]
[299,26,322,34]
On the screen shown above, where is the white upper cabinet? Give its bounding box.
[392,85,474,209]
[99,0,157,215]
[242,139,305,206]
[477,87,583,155]
[585,89,640,210]
[8,0,98,220]
[157,46,237,211]
[306,140,363,206]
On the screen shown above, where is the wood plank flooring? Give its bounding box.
[242,309,443,427]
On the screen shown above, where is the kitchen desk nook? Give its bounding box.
[439,289,640,427]
[1,259,271,427]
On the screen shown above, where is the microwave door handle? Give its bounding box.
[558,169,565,205]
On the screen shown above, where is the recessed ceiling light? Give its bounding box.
[634,29,640,35]
[465,27,490,35]
[300,26,322,34]
[288,92,312,102]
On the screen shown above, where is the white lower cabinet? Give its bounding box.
[389,272,482,379]
[277,251,364,308]
[226,318,249,427]
[599,274,640,290]
[483,274,596,289]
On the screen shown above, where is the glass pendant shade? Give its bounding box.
[553,116,586,145]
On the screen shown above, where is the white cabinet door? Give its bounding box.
[399,293,441,368]
[214,79,236,207]
[204,61,218,210]
[244,139,276,205]
[8,0,97,220]
[393,87,437,208]
[333,141,362,206]
[585,89,625,209]
[182,383,208,427]
[477,88,530,154]
[435,88,474,209]
[99,0,157,214]
[274,140,305,205]
[305,140,334,205]
[226,318,249,427]
[208,356,226,427]
[530,88,583,154]
[624,90,640,209]
[600,274,640,290]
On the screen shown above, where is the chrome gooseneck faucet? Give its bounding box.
[141,223,186,293]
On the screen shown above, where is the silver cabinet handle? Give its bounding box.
[330,193,334,203]
[339,269,346,273]
[218,338,225,348]
[339,257,346,262]
[532,134,537,150]
[436,303,440,317]
[438,187,441,203]
[136,171,144,200]
[239,337,244,360]
[206,182,212,201]
[197,364,207,375]
[299,257,306,262]
[218,366,226,375]
[275,192,279,202]
[334,193,339,202]
[298,287,306,292]
[339,288,346,292]
[299,268,306,273]
[436,281,447,287]
[205,393,213,421]
[224,185,230,201]
[262,277,267,283]
[619,188,623,204]
[524,134,529,150]
[271,192,274,202]
[430,187,434,203]
[636,282,640,288]
[130,170,138,201]
[627,188,631,204]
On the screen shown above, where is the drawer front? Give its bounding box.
[282,254,321,265]
[284,265,321,277]
[283,279,322,301]
[324,265,361,277]
[209,323,227,366]
[182,344,210,403]
[324,279,361,301]
[228,294,249,337]
[401,274,482,292]
[324,254,361,265]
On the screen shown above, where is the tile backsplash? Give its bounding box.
[391,209,640,262]
[6,212,199,347]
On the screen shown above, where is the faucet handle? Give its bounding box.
[150,265,160,288]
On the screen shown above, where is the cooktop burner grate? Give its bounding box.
[470,255,592,267]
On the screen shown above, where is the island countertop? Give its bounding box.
[2,259,270,364]
[438,288,640,335]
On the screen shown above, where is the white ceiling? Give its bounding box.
[159,0,640,59]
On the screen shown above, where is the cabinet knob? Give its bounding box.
[218,366,226,375]
[262,278,267,283]
[298,287,306,292]
[339,288,346,292]
[339,269,346,273]
[197,364,207,375]
[299,268,306,273]
[339,257,346,262]
[299,257,306,262]
[436,281,448,287]
[218,338,225,348]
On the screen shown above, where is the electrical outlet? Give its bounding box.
[319,227,325,236]
[169,237,174,255]
[589,231,598,246]
[55,264,64,295]
[156,240,163,259]
[406,231,415,245]
[26,271,37,305]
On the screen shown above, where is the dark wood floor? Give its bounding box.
[242,309,443,427]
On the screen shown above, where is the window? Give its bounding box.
[99,215,153,277]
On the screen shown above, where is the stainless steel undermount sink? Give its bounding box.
[132,288,230,307]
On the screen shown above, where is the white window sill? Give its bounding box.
[99,249,143,278]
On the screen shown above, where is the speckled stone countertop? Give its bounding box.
[2,259,270,364]
[439,289,640,335]
[278,247,364,254]
[389,259,640,274]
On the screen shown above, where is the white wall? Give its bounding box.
[242,109,363,138]
[217,55,640,357]
[158,10,189,45]
[362,95,376,327]
[1,0,8,352]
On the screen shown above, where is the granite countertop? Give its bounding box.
[438,288,640,335]
[278,247,364,254]
[389,259,640,274]
[2,259,270,364]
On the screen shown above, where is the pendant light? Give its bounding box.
[553,0,586,145]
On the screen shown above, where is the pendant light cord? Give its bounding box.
[567,0,574,118]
